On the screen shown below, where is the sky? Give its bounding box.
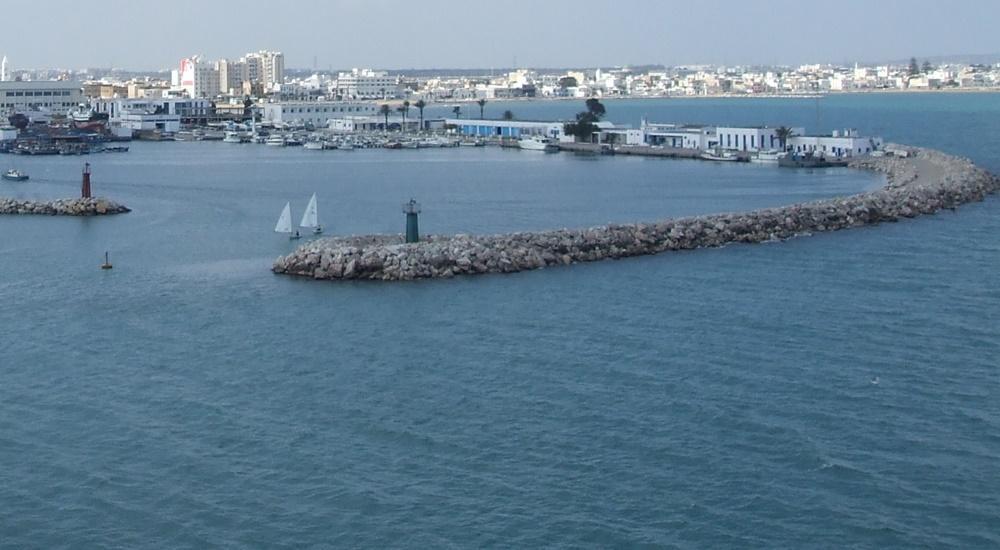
[3,0,999,71]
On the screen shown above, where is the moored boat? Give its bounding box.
[518,135,559,152]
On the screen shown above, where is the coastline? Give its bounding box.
[273,146,998,282]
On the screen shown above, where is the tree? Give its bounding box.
[396,105,407,130]
[775,126,794,151]
[476,98,487,119]
[502,110,514,121]
[922,60,934,73]
[563,98,607,142]
[585,97,606,119]
[908,57,920,76]
[563,112,600,142]
[379,104,391,130]
[414,99,427,130]
[558,76,578,88]
[402,100,410,130]
[452,106,462,119]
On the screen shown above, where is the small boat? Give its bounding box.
[275,202,301,239]
[300,193,323,235]
[223,131,243,143]
[100,251,113,270]
[266,135,286,147]
[104,145,129,153]
[750,150,786,163]
[778,152,845,168]
[337,142,354,151]
[2,168,29,181]
[518,135,559,152]
[303,140,325,150]
[700,148,740,162]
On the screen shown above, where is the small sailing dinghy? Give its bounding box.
[300,193,323,235]
[275,202,301,240]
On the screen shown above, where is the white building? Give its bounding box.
[242,50,284,90]
[0,81,84,115]
[788,129,883,158]
[178,56,220,98]
[335,68,400,99]
[716,126,803,152]
[641,122,716,150]
[92,97,213,120]
[262,100,378,126]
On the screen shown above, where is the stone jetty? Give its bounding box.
[0,197,130,216]
[273,145,999,282]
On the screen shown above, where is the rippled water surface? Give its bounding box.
[1,94,998,548]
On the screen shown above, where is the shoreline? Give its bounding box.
[272,145,999,282]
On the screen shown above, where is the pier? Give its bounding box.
[273,145,1000,282]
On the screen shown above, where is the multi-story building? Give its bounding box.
[242,50,284,90]
[334,68,399,99]
[92,97,214,126]
[217,58,244,95]
[179,56,220,98]
[262,100,378,126]
[0,80,84,115]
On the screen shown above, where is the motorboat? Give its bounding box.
[518,135,559,152]
[265,135,286,147]
[2,168,28,181]
[304,140,325,150]
[700,148,741,162]
[750,150,787,163]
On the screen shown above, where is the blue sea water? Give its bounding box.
[0,93,998,548]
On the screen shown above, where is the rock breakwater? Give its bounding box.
[273,146,999,282]
[0,197,130,216]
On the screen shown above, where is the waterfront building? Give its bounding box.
[445,118,564,139]
[787,130,883,158]
[334,68,400,99]
[716,126,804,152]
[641,122,717,150]
[327,115,421,132]
[0,81,84,116]
[262,100,378,126]
[92,97,213,125]
[83,82,128,99]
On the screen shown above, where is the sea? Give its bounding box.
[0,93,997,548]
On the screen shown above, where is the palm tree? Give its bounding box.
[775,126,794,151]
[452,106,461,119]
[402,100,410,131]
[396,105,406,130]
[502,110,514,121]
[414,99,427,130]
[476,98,487,119]
[379,104,391,130]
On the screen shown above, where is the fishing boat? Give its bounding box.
[275,202,301,239]
[700,148,740,162]
[518,135,559,152]
[300,193,323,235]
[2,168,29,181]
[750,150,787,163]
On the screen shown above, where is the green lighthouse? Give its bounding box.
[403,198,421,243]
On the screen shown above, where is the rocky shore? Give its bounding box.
[0,197,130,216]
[273,145,999,282]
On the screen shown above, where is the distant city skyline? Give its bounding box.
[1,0,999,71]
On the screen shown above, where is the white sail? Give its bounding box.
[300,193,319,228]
[274,202,293,233]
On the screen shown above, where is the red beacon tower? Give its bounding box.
[81,163,91,198]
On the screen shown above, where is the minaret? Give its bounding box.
[1,56,8,82]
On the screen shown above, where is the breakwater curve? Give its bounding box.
[0,197,130,216]
[273,146,999,281]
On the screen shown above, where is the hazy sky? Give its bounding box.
[3,0,998,70]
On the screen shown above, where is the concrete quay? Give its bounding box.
[0,197,130,216]
[273,145,999,282]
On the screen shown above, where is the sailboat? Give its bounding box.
[275,202,301,239]
[300,193,323,234]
